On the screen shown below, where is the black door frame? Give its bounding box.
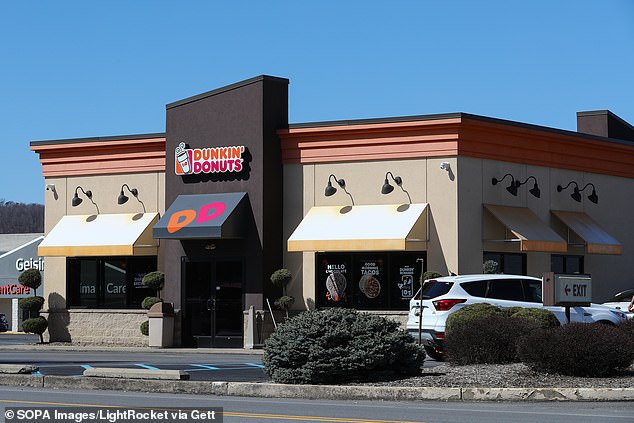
[181,255,245,348]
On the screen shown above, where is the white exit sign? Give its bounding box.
[554,274,592,305]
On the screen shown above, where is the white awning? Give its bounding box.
[38,213,159,257]
[288,203,428,252]
[484,204,567,253]
[551,210,622,255]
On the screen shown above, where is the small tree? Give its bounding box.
[142,271,165,298]
[271,269,294,318]
[17,269,47,343]
[18,268,42,297]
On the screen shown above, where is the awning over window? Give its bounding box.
[484,204,567,253]
[153,192,247,239]
[288,203,428,252]
[551,210,622,255]
[38,213,159,257]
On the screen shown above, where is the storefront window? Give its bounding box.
[68,257,156,309]
[483,252,526,275]
[551,255,584,274]
[315,252,424,310]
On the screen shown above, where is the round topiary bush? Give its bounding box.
[445,315,540,365]
[263,308,425,384]
[18,296,45,312]
[500,306,524,317]
[517,322,634,377]
[140,320,149,336]
[445,303,502,335]
[510,307,560,329]
[18,269,42,291]
[22,316,48,343]
[141,296,162,310]
[270,269,292,289]
[142,271,165,295]
[274,295,295,311]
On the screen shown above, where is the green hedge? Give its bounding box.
[263,308,425,384]
[445,303,501,335]
[140,320,149,336]
[141,297,162,310]
[517,323,634,377]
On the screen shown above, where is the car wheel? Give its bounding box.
[424,346,445,361]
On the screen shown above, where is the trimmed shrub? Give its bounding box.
[445,303,501,335]
[510,307,560,329]
[500,306,524,317]
[517,323,634,377]
[274,295,295,311]
[140,320,149,336]
[22,316,48,343]
[270,268,292,288]
[445,316,540,365]
[422,271,442,281]
[263,308,425,384]
[482,260,499,274]
[18,269,42,292]
[18,296,45,312]
[141,297,162,310]
[142,271,165,295]
[616,318,634,341]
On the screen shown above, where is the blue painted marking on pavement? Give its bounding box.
[81,365,92,370]
[135,364,160,370]
[245,362,266,368]
[190,364,220,370]
[32,371,43,376]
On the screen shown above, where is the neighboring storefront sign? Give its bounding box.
[175,142,246,175]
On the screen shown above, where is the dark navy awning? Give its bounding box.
[153,192,248,239]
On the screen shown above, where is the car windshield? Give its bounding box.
[421,281,453,299]
[608,289,634,302]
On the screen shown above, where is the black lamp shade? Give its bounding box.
[588,189,599,204]
[506,182,518,196]
[571,188,582,202]
[529,183,541,198]
[325,182,337,197]
[381,179,394,194]
[71,194,82,207]
[118,191,129,205]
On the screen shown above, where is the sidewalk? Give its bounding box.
[0,343,632,401]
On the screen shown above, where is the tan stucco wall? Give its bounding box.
[42,172,165,310]
[285,154,633,307]
[284,157,460,309]
[460,156,632,301]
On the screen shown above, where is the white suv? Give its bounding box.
[406,274,628,360]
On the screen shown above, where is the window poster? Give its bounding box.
[355,257,386,309]
[316,254,351,307]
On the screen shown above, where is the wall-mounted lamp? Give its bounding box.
[324,174,354,205]
[557,181,598,204]
[118,184,146,212]
[71,186,99,213]
[381,171,412,204]
[492,173,519,196]
[516,176,541,198]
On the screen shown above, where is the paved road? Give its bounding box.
[1,386,633,423]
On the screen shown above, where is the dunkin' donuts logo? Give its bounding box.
[175,142,245,175]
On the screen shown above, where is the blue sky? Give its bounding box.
[2,1,633,205]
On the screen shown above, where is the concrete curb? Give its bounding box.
[0,375,633,401]
[84,367,189,380]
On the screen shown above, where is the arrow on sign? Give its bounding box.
[564,284,571,296]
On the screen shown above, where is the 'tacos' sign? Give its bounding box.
[175,142,245,175]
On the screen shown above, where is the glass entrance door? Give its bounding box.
[183,259,243,348]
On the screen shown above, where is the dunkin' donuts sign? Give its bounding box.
[175,142,245,175]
